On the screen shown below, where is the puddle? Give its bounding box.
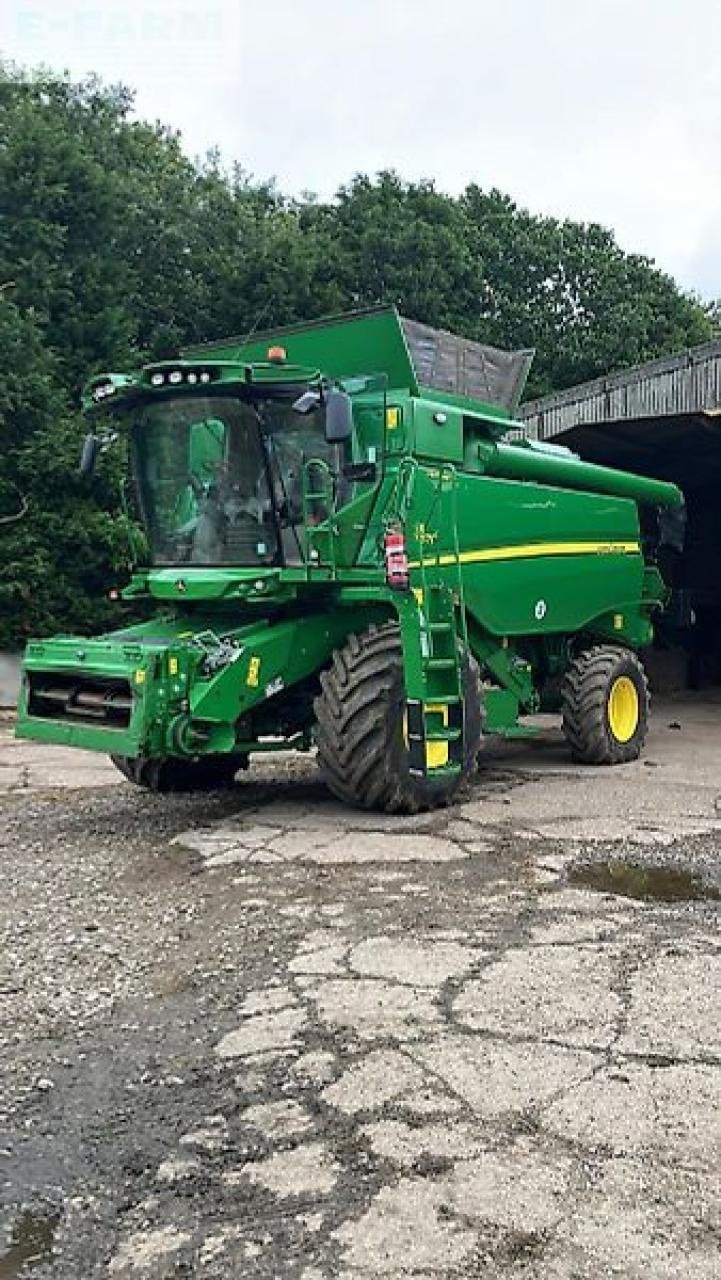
[0,1211,58,1278]
[568,859,721,903]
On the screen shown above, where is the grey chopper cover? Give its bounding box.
[401,316,534,412]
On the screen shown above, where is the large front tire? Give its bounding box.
[109,753,249,792]
[314,622,482,814]
[561,645,649,764]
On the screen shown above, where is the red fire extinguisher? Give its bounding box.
[384,524,410,591]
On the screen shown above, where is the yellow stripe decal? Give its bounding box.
[410,540,640,569]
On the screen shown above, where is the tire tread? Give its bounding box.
[561,645,649,765]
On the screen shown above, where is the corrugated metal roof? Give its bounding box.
[520,338,721,441]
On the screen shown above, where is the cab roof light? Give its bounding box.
[147,367,215,388]
[92,380,115,402]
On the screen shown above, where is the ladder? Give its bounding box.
[397,462,468,781]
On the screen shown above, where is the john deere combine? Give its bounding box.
[16,307,683,811]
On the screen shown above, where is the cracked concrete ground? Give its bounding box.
[0,697,720,1278]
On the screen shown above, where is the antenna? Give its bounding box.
[234,303,271,357]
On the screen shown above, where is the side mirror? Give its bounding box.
[79,433,100,477]
[324,389,353,444]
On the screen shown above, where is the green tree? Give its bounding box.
[0,298,130,647]
[306,174,714,399]
[460,186,714,396]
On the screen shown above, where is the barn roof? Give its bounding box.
[519,338,721,492]
[520,338,721,442]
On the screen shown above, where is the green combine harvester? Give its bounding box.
[16,307,683,812]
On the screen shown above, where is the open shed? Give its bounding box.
[520,341,721,686]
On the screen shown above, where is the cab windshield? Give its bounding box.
[128,392,336,566]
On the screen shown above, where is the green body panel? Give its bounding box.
[413,471,645,637]
[185,308,419,398]
[414,405,465,463]
[17,307,684,771]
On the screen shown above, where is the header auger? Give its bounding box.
[17,306,683,812]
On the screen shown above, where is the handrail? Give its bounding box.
[301,457,337,578]
[416,464,468,646]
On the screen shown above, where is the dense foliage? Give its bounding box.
[0,63,715,646]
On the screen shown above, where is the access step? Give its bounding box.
[425,728,462,743]
[414,694,463,706]
[408,762,462,780]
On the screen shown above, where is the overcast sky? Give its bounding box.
[4,0,721,299]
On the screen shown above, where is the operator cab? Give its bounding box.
[131,389,340,568]
[83,372,355,570]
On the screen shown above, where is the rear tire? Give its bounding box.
[109,753,248,792]
[561,645,649,764]
[314,621,482,814]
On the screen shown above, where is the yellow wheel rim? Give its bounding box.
[607,675,639,743]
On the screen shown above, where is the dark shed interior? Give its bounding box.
[555,412,721,688]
